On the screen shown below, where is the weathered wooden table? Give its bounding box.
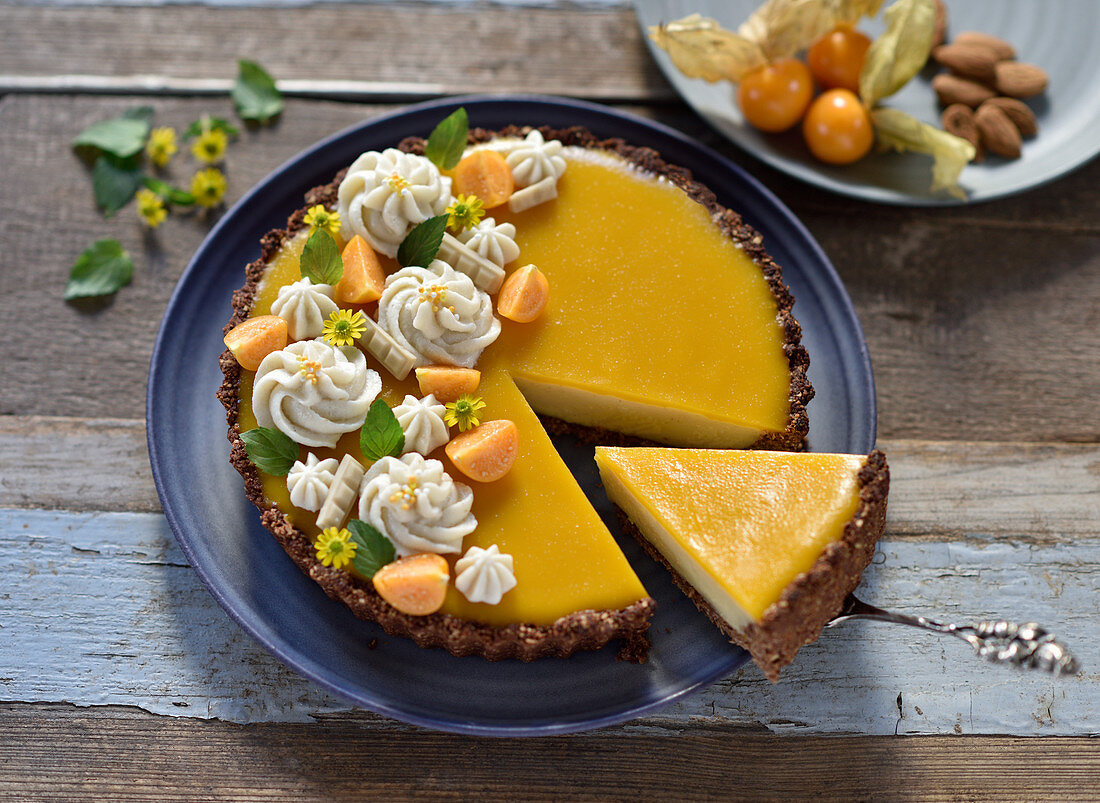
[2,3,1098,799]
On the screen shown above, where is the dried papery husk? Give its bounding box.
[737,0,838,63]
[872,107,975,199]
[859,0,937,106]
[649,14,767,83]
[831,0,888,26]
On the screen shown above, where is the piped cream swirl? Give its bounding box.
[286,453,339,512]
[456,217,519,267]
[454,544,517,605]
[393,394,450,456]
[358,453,476,556]
[506,130,566,188]
[337,149,451,257]
[252,339,380,448]
[377,260,500,368]
[270,278,338,341]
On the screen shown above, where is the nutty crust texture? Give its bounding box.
[617,449,889,682]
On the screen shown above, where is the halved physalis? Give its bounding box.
[336,235,386,304]
[415,365,481,403]
[446,419,519,483]
[497,264,549,323]
[223,315,288,371]
[372,553,450,616]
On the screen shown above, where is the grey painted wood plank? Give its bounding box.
[0,508,1095,734]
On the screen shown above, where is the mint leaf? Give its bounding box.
[240,427,299,476]
[92,155,142,217]
[359,399,405,463]
[65,239,133,300]
[122,106,155,126]
[183,116,240,140]
[397,215,447,268]
[72,115,150,160]
[141,176,195,206]
[299,228,343,285]
[347,519,396,580]
[424,107,469,170]
[232,60,283,124]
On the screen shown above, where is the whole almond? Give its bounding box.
[954,31,1016,61]
[941,104,983,161]
[931,0,949,50]
[974,104,1022,159]
[933,43,999,83]
[933,73,997,108]
[994,62,1049,98]
[982,97,1038,137]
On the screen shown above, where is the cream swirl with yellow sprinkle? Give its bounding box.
[253,339,380,448]
[358,453,476,556]
[377,260,500,368]
[337,149,451,257]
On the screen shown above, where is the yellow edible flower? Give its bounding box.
[444,393,486,432]
[145,126,178,168]
[135,188,167,229]
[446,194,485,233]
[314,527,357,570]
[191,127,228,165]
[322,309,368,347]
[304,204,342,238]
[190,167,227,208]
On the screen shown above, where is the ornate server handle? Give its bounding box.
[829,595,1080,676]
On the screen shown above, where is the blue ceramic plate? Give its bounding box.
[147,95,875,736]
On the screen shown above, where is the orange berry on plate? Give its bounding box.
[336,235,386,304]
[372,553,450,616]
[802,89,874,165]
[415,365,481,403]
[445,419,519,483]
[497,264,549,323]
[453,150,515,209]
[223,315,288,371]
[737,58,815,133]
[807,25,872,94]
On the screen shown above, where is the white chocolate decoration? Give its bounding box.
[508,176,558,214]
[358,453,476,557]
[377,260,501,369]
[436,234,505,294]
[359,315,418,380]
[393,394,450,456]
[456,217,520,267]
[505,130,566,188]
[286,453,339,512]
[337,149,451,258]
[454,544,517,605]
[270,278,338,341]
[316,454,366,530]
[253,339,380,448]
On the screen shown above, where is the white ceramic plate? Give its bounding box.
[635,0,1100,204]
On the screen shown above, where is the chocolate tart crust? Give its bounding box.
[218,124,813,662]
[616,450,889,682]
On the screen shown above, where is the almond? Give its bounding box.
[954,31,1016,61]
[974,104,1022,159]
[941,104,983,162]
[933,43,998,83]
[994,62,1049,99]
[931,0,948,50]
[932,73,996,108]
[981,97,1038,137]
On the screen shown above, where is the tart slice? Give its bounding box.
[594,447,889,680]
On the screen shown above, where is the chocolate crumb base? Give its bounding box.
[616,449,889,682]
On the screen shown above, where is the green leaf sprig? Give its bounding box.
[65,239,133,300]
[183,116,241,140]
[141,176,195,206]
[397,215,448,268]
[424,107,469,170]
[299,228,344,285]
[92,156,143,217]
[359,400,405,463]
[232,60,284,124]
[72,113,151,161]
[240,427,299,476]
[347,519,396,580]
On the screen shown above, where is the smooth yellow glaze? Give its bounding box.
[594,448,864,621]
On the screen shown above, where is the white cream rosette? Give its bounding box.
[252,339,380,448]
[377,259,501,368]
[506,130,566,188]
[286,453,339,512]
[454,544,517,605]
[358,453,476,556]
[393,394,450,456]
[336,149,451,258]
[456,217,520,267]
[270,277,338,341]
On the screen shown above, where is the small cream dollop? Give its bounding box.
[377,259,501,368]
[506,130,566,188]
[253,339,381,448]
[454,544,517,605]
[456,217,520,267]
[270,277,338,341]
[393,394,450,456]
[337,149,451,258]
[286,453,339,512]
[358,453,476,556]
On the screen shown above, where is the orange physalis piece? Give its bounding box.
[223,315,288,371]
[372,553,450,616]
[336,235,386,304]
[445,419,519,483]
[415,365,481,403]
[497,264,549,323]
[452,150,515,209]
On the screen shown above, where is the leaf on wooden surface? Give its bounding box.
[141,176,195,206]
[232,60,283,124]
[425,107,469,170]
[359,400,405,464]
[649,14,765,83]
[72,115,150,160]
[240,427,299,476]
[347,519,396,580]
[397,215,447,268]
[859,0,937,106]
[872,107,974,199]
[183,116,240,140]
[91,155,142,217]
[65,239,133,300]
